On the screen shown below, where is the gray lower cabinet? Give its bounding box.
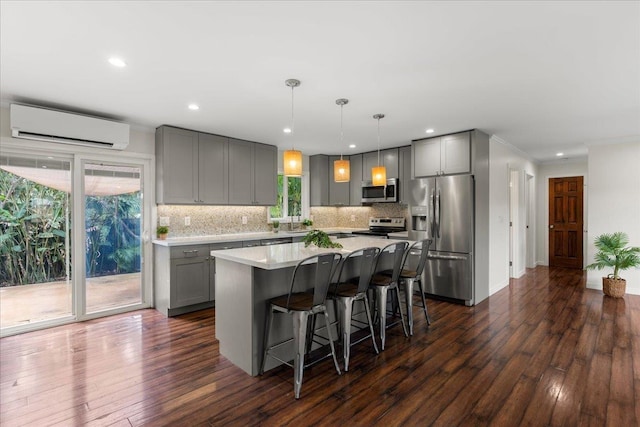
[349,154,363,205]
[228,139,277,205]
[362,148,399,181]
[170,248,210,308]
[154,241,243,316]
[328,155,350,206]
[156,126,229,204]
[398,145,411,204]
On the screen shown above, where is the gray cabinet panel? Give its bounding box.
[382,148,399,178]
[362,148,398,180]
[170,253,210,308]
[310,155,329,206]
[413,137,441,177]
[229,139,276,205]
[156,127,199,204]
[228,138,254,205]
[441,132,471,175]
[398,145,411,204]
[253,143,277,205]
[413,132,471,177]
[362,152,377,181]
[328,155,350,206]
[198,133,229,204]
[349,154,363,206]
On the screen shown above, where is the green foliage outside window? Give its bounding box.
[270,174,302,220]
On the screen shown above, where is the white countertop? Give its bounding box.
[387,231,409,239]
[152,227,367,247]
[211,236,413,270]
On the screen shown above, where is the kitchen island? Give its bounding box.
[212,236,410,376]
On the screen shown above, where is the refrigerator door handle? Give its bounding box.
[428,254,467,261]
[435,188,441,238]
[429,187,436,237]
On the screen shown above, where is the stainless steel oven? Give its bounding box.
[361,178,398,203]
[351,217,406,239]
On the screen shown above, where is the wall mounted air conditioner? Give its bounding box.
[10,104,130,150]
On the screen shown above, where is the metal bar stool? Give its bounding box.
[328,246,380,372]
[390,238,433,335]
[369,241,410,350]
[260,252,343,399]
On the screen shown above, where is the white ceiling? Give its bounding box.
[1,1,638,162]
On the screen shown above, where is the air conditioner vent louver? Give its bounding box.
[10,104,130,150]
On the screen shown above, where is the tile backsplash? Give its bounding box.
[157,204,409,237]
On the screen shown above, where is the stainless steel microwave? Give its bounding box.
[361,178,398,203]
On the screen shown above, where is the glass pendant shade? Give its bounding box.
[283,149,302,176]
[372,165,387,186]
[334,158,350,182]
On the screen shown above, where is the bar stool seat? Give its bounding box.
[260,252,343,399]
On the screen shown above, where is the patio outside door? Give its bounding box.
[83,161,144,314]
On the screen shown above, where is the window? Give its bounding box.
[269,173,308,222]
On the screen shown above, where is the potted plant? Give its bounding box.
[302,230,342,249]
[156,225,169,240]
[272,220,280,233]
[302,218,313,229]
[586,232,640,298]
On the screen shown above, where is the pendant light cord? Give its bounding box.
[340,103,344,160]
[290,86,295,148]
[377,116,381,165]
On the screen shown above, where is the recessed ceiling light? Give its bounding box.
[283,127,292,134]
[426,129,434,134]
[349,144,356,149]
[188,104,199,111]
[556,152,564,156]
[108,57,126,68]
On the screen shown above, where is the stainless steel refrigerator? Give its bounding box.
[408,175,474,305]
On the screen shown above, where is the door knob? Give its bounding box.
[549,225,554,229]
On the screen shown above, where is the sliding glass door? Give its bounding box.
[0,154,73,329]
[1,149,152,336]
[84,162,143,314]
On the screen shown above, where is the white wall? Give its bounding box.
[535,160,588,266]
[488,137,537,295]
[587,141,640,295]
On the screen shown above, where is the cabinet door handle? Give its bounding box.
[183,250,199,254]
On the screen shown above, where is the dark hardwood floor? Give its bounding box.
[1,266,638,426]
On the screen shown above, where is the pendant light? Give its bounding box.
[283,78,302,176]
[334,98,350,182]
[371,113,387,186]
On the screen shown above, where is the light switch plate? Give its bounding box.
[242,216,248,225]
[159,216,170,226]
[184,216,191,226]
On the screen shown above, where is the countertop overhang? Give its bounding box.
[152,228,367,246]
[211,236,413,270]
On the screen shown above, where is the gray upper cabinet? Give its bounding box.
[156,126,199,204]
[362,148,399,181]
[349,154,363,206]
[156,126,229,204]
[398,146,411,204]
[328,155,350,206]
[253,143,278,205]
[228,138,277,205]
[310,155,329,206]
[199,133,229,204]
[413,131,471,177]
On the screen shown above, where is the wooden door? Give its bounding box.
[549,176,584,268]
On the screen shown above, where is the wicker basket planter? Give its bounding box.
[602,277,626,298]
